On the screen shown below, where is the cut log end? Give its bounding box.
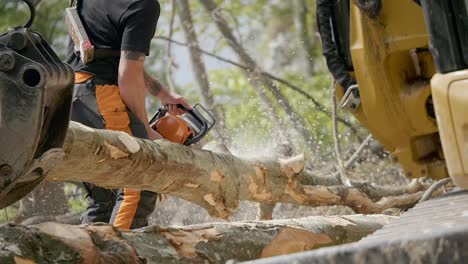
[278,154,305,178]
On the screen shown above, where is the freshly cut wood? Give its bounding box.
[0,214,395,264]
[42,122,424,219]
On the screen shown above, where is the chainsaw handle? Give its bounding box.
[175,104,193,113]
[183,104,216,146]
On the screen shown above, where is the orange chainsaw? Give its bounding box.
[149,104,216,145]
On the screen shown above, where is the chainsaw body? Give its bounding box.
[149,104,216,145]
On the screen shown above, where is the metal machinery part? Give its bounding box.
[320,0,447,181]
[0,1,74,209]
[422,0,468,188]
[339,84,360,110]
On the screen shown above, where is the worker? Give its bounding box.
[66,0,191,230]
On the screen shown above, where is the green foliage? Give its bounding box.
[0,1,70,58]
[209,69,275,147]
[0,207,18,223]
[64,183,87,213]
[0,1,29,32]
[32,0,69,57]
[0,0,360,150]
[154,0,359,155]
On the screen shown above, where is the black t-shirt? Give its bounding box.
[66,0,160,85]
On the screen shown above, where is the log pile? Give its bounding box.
[0,214,395,263]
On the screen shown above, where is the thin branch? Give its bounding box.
[332,82,350,186]
[419,178,452,203]
[332,134,373,179]
[154,36,360,135]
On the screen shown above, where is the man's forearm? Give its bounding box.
[119,51,152,130]
[144,72,164,97]
[143,71,192,114]
[119,78,150,127]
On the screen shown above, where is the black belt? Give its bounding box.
[94,49,121,59]
[74,48,121,60]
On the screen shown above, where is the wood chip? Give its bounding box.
[210,169,224,183]
[184,183,201,189]
[14,256,38,264]
[162,228,221,258]
[104,141,129,159]
[160,180,176,193]
[203,194,217,206]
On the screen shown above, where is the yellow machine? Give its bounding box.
[318,0,468,188]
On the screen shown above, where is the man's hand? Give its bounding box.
[157,89,192,115]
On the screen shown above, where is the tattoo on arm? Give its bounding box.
[144,73,163,96]
[123,50,145,62]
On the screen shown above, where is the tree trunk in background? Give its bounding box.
[176,0,228,145]
[17,181,68,223]
[0,214,395,264]
[198,0,316,150]
[40,122,425,219]
[293,0,319,76]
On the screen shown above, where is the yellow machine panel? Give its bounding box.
[432,71,468,188]
[337,0,448,179]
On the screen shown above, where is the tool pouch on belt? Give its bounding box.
[66,0,120,64]
[66,6,95,64]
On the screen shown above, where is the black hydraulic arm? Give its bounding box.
[0,0,74,208]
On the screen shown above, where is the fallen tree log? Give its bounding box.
[41,122,423,219]
[299,173,430,201]
[0,214,395,264]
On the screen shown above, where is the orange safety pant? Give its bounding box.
[70,72,157,230]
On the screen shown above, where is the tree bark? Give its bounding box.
[176,0,228,144]
[198,0,315,149]
[41,122,424,219]
[20,212,81,225]
[17,181,68,223]
[0,214,395,264]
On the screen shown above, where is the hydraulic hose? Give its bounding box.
[316,0,356,92]
[22,0,35,28]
